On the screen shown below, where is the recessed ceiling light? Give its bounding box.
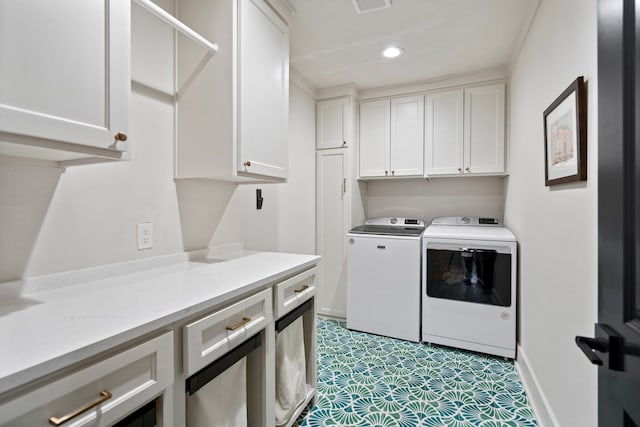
[381,46,404,59]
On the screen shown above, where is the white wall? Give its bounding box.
[505,0,598,425]
[0,2,183,280]
[204,83,317,254]
[0,4,316,282]
[367,177,505,223]
[276,84,317,254]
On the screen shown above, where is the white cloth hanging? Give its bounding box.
[186,357,248,427]
[275,317,307,426]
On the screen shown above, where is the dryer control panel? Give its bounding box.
[430,216,503,227]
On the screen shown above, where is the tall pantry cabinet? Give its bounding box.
[176,0,289,182]
[316,149,349,318]
[316,95,365,318]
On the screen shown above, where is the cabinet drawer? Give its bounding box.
[274,267,317,319]
[183,288,272,376]
[0,332,173,427]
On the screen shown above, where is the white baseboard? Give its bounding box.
[317,312,346,321]
[515,345,560,427]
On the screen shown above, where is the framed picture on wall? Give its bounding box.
[543,76,587,186]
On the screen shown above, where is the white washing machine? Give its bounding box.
[347,217,425,342]
[422,216,517,358]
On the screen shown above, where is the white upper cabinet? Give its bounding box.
[464,84,506,174]
[0,0,130,164]
[317,97,352,150]
[359,100,390,177]
[359,95,424,178]
[425,83,505,176]
[390,96,424,176]
[238,0,288,179]
[176,0,289,182]
[425,90,464,175]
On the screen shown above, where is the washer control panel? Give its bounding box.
[364,217,425,227]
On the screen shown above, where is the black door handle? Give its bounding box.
[575,336,608,365]
[576,324,625,371]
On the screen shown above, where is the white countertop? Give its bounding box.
[0,251,320,395]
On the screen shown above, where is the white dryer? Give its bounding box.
[422,216,517,358]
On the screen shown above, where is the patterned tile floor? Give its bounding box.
[297,318,537,426]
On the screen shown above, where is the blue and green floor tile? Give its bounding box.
[297,318,536,426]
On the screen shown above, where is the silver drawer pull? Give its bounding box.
[226,317,251,331]
[294,284,309,293]
[49,390,112,426]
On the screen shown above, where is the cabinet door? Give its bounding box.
[238,0,289,179]
[464,84,505,174]
[424,90,464,176]
[0,0,129,161]
[390,95,424,176]
[316,149,348,318]
[317,97,349,150]
[359,100,390,177]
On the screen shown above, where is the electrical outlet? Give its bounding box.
[137,222,153,250]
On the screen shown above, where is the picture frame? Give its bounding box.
[543,76,587,186]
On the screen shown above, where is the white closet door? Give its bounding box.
[464,84,506,174]
[424,90,464,176]
[316,149,348,318]
[359,100,390,177]
[390,95,424,176]
[0,0,129,156]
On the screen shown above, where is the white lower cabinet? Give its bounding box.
[0,332,174,427]
[273,267,317,319]
[273,268,317,427]
[183,288,274,427]
[183,288,272,376]
[182,273,319,427]
[0,262,319,427]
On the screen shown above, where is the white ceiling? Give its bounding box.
[288,0,539,90]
